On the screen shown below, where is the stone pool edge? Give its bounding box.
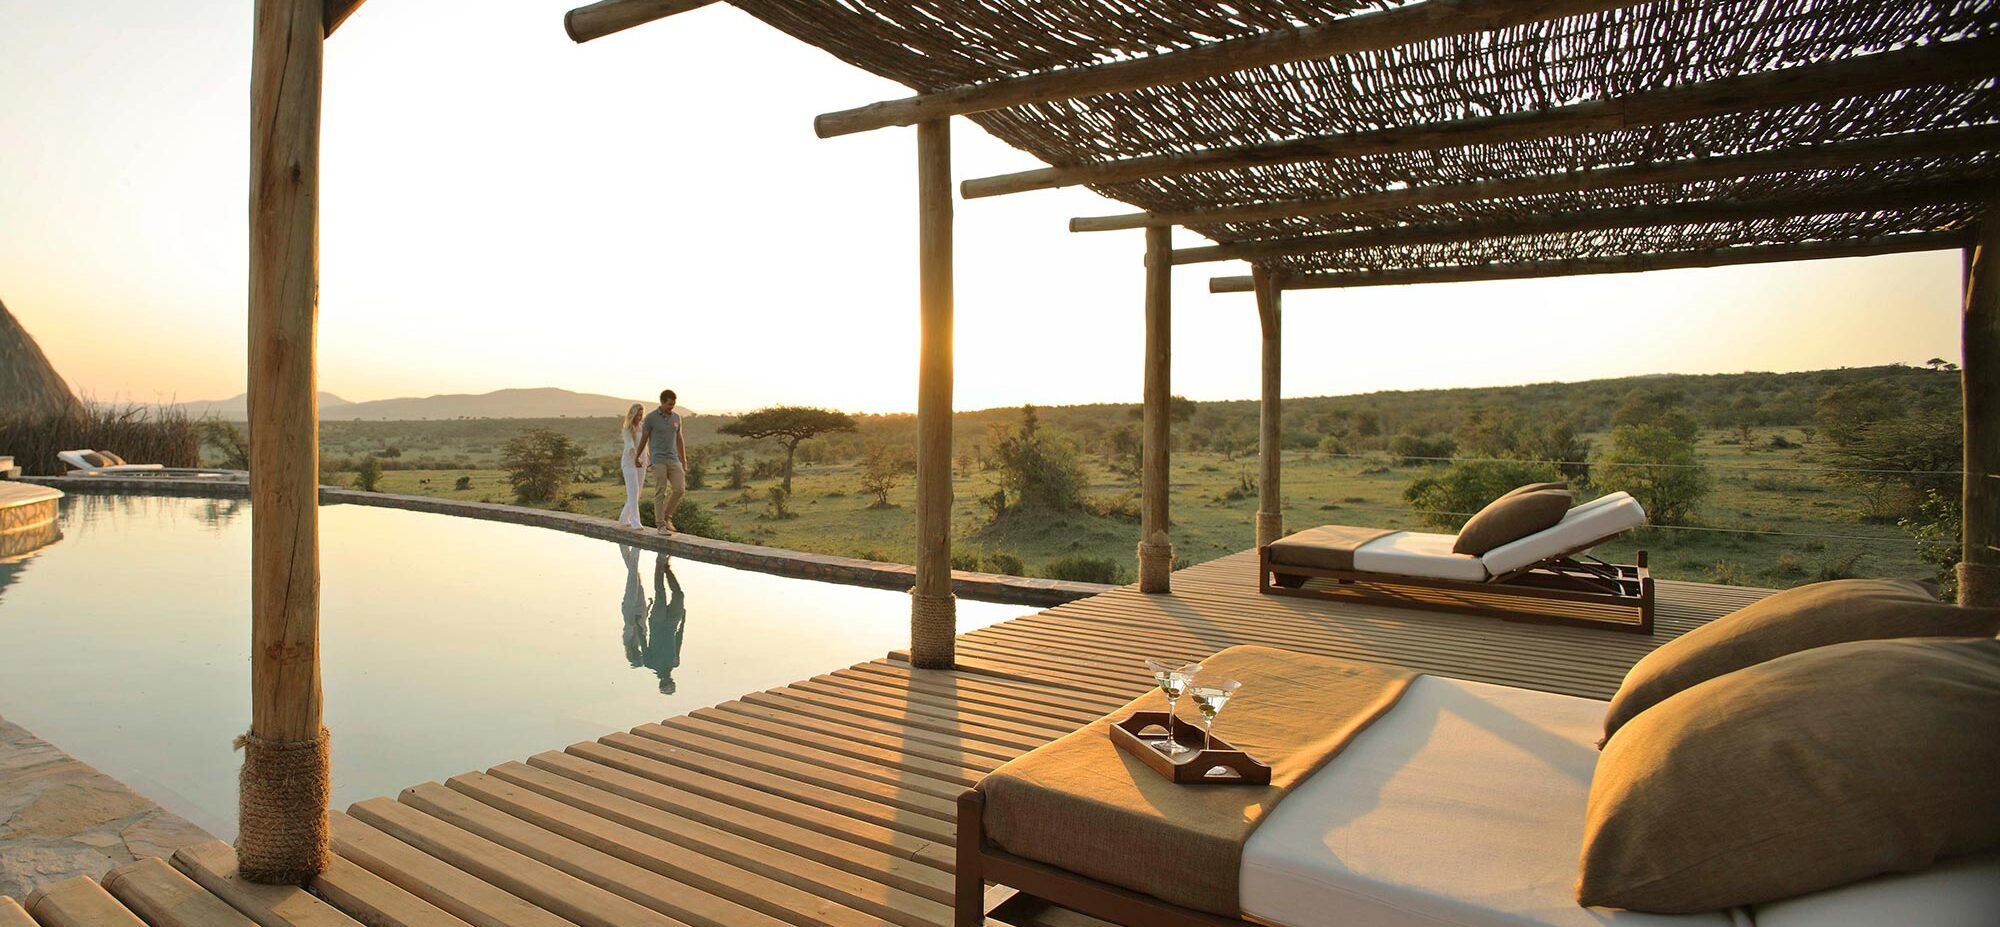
[21,475,1115,608]
[0,714,213,901]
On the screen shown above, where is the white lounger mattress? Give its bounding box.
[1239,675,1745,927]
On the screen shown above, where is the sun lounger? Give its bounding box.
[57,449,165,475]
[1259,491,1653,632]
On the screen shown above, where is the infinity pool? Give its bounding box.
[0,494,1022,836]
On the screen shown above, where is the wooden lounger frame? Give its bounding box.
[1257,543,1654,634]
[955,788,1265,927]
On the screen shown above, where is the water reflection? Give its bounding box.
[643,553,687,694]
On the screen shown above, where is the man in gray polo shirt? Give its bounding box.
[635,389,686,534]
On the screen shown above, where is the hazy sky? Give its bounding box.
[0,1,1969,413]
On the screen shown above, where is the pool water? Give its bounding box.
[0,494,1024,837]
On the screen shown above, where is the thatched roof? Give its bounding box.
[0,300,79,419]
[713,0,1998,286]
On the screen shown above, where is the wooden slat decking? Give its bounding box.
[3,551,1761,927]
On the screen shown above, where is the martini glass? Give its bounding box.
[1189,678,1241,749]
[1143,658,1202,755]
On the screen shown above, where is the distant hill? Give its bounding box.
[179,387,651,421]
[0,299,80,419]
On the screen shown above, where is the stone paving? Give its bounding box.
[0,715,211,901]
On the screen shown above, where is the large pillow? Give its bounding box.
[1600,578,2000,743]
[79,451,108,467]
[1451,489,1571,555]
[99,450,127,466]
[1578,636,2000,913]
[1499,480,1569,499]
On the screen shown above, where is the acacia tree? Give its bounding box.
[719,406,858,493]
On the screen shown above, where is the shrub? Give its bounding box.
[726,454,747,489]
[1595,423,1710,526]
[983,552,1025,576]
[353,455,384,492]
[1043,555,1122,584]
[684,445,710,489]
[453,475,472,491]
[1084,492,1141,522]
[1316,434,1348,457]
[501,427,584,504]
[858,439,913,508]
[1387,432,1456,466]
[764,485,794,520]
[0,403,200,475]
[199,421,251,470]
[951,550,982,572]
[1901,489,1961,596]
[1402,459,1563,529]
[993,405,1089,513]
[639,497,730,540]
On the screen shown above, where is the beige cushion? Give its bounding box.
[1602,578,2000,743]
[1451,489,1572,555]
[99,450,127,466]
[1578,636,2000,913]
[79,451,108,467]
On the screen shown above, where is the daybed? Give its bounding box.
[959,619,2000,927]
[1261,490,1652,632]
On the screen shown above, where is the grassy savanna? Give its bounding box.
[311,420,1935,589]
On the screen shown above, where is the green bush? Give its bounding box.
[994,405,1089,513]
[1901,489,1961,596]
[353,455,384,492]
[639,497,730,541]
[501,428,584,504]
[1595,423,1710,526]
[1043,555,1122,584]
[453,475,472,490]
[1387,432,1456,466]
[1402,459,1563,529]
[983,552,1025,576]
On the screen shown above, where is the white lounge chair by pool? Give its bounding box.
[57,449,166,475]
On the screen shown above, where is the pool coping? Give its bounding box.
[20,476,1115,607]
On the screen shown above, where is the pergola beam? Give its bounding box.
[564,0,716,43]
[963,37,2000,199]
[1172,183,1993,266]
[1072,125,2000,233]
[814,0,1645,138]
[323,0,366,36]
[1208,231,1969,292]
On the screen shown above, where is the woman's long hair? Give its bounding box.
[622,403,645,443]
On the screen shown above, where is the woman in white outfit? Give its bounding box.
[617,403,648,529]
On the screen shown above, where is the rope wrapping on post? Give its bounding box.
[1138,536,1174,594]
[1255,511,1285,549]
[1959,561,2000,608]
[234,727,330,884]
[910,591,957,669]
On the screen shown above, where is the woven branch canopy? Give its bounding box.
[699,0,1999,286]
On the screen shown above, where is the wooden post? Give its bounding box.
[1962,212,1999,607]
[1138,226,1174,593]
[1253,267,1283,548]
[241,0,329,884]
[910,118,956,668]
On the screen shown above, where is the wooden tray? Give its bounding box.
[1108,711,1271,785]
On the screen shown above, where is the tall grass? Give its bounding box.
[0,403,201,475]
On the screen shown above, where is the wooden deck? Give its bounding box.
[4,550,1762,927]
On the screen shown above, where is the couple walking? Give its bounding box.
[619,389,687,534]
